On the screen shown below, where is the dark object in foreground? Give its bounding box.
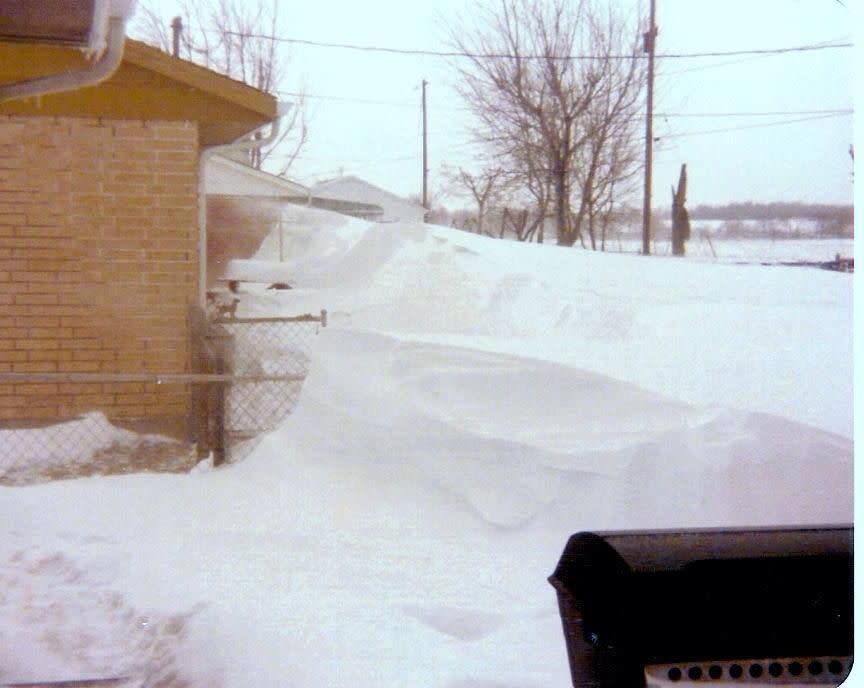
[548,526,853,687]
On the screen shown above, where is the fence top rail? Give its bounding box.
[0,372,306,385]
[212,310,327,326]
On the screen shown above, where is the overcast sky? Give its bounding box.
[133,0,855,208]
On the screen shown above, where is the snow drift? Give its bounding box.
[0,205,853,687]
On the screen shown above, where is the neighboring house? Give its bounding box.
[205,160,391,284]
[0,24,277,434]
[311,175,427,223]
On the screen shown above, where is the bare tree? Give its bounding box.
[133,0,308,174]
[450,0,644,247]
[443,165,511,236]
[572,4,645,250]
[500,206,546,241]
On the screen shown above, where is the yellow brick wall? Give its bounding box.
[0,115,198,425]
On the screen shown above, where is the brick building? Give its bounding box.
[0,37,276,433]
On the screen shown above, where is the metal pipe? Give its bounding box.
[171,16,183,58]
[0,16,126,103]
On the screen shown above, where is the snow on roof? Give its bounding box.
[311,175,424,208]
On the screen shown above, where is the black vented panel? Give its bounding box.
[645,656,852,686]
[549,527,853,688]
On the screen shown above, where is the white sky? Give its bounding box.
[133,0,856,207]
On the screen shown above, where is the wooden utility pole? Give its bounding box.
[641,0,657,255]
[422,79,429,210]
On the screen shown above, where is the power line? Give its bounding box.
[223,30,852,61]
[276,111,850,162]
[656,108,853,119]
[266,112,851,162]
[270,152,418,162]
[661,112,850,140]
[658,35,853,76]
[277,89,853,120]
[266,112,851,165]
[277,90,419,108]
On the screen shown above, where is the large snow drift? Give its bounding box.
[0,206,853,687]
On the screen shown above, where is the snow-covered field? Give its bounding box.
[0,206,853,687]
[609,236,853,263]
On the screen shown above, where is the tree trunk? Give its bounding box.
[554,172,568,245]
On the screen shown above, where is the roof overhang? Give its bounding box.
[205,155,310,198]
[0,37,276,145]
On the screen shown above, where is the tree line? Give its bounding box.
[689,202,852,224]
[427,200,853,242]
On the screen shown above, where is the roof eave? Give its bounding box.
[123,39,276,121]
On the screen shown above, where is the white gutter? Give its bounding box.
[197,102,293,306]
[0,15,126,103]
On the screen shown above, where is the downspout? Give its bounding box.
[197,101,293,306]
[0,15,126,103]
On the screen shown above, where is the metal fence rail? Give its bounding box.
[0,309,327,483]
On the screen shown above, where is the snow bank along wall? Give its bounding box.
[0,115,198,430]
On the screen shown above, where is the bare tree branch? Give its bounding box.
[448,0,644,247]
[132,0,308,173]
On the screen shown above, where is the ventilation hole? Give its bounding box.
[749,663,763,679]
[829,660,844,675]
[708,665,723,680]
[788,662,803,676]
[667,667,682,682]
[688,666,703,681]
[729,664,743,679]
[768,662,783,678]
[809,661,824,676]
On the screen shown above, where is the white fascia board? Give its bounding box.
[205,155,310,198]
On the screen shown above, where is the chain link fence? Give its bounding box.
[212,311,327,460]
[0,310,327,483]
[0,379,197,486]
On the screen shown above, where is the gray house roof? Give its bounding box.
[311,175,426,223]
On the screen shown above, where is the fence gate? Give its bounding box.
[210,311,327,459]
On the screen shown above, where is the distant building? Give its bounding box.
[311,175,427,223]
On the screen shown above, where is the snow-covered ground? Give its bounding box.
[0,206,853,687]
[611,236,853,263]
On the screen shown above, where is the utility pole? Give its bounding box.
[422,79,429,211]
[641,0,657,255]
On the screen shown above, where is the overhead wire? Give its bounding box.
[661,112,850,140]
[657,35,852,77]
[256,29,851,188]
[277,89,852,120]
[223,30,852,61]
